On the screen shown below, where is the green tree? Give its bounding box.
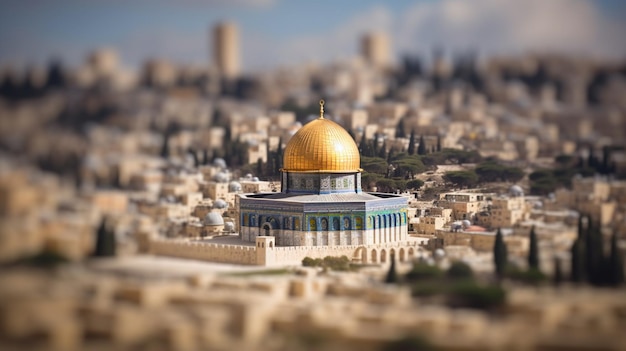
[385,253,399,284]
[407,179,424,190]
[609,232,624,287]
[202,149,210,165]
[528,226,539,270]
[553,256,563,287]
[160,133,170,159]
[405,262,443,282]
[361,156,388,175]
[446,261,474,280]
[443,171,478,188]
[417,135,426,155]
[493,228,508,278]
[395,118,406,138]
[570,238,584,283]
[93,218,116,257]
[408,130,416,155]
[256,157,264,177]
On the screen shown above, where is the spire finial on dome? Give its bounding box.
[319,99,325,119]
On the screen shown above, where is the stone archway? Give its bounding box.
[262,223,271,236]
[408,247,415,260]
[399,248,406,262]
[381,249,387,263]
[353,247,367,263]
[371,249,378,263]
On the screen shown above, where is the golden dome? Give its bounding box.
[283,101,361,173]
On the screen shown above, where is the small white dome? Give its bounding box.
[213,172,229,183]
[509,185,524,197]
[229,181,242,192]
[224,222,235,232]
[204,212,224,226]
[213,158,227,169]
[213,199,228,209]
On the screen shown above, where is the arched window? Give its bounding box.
[321,218,328,231]
[344,217,351,230]
[250,215,256,227]
[243,214,249,227]
[332,217,340,230]
[284,217,291,230]
[355,217,362,229]
[309,218,317,231]
[294,218,300,230]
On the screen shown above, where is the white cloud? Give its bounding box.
[244,0,626,70]
[243,5,393,69]
[396,0,626,59]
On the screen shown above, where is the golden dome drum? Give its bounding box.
[283,104,361,173]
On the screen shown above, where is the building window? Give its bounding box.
[321,218,328,230]
[294,218,300,230]
[344,217,351,230]
[355,217,362,229]
[309,218,317,231]
[284,217,290,230]
[332,217,340,230]
[250,215,256,227]
[243,214,249,227]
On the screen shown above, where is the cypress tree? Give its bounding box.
[395,118,406,138]
[609,232,624,287]
[385,253,399,284]
[417,135,426,155]
[577,215,585,240]
[359,135,369,155]
[493,228,508,278]
[256,157,264,177]
[436,134,442,152]
[408,130,416,155]
[378,140,387,159]
[202,149,209,165]
[586,219,603,285]
[160,133,170,159]
[553,256,563,287]
[93,218,116,257]
[584,217,595,283]
[528,226,539,270]
[570,238,584,283]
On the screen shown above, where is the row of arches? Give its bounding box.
[354,247,417,264]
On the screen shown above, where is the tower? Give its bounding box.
[360,32,390,68]
[212,22,240,79]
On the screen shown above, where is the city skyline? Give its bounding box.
[1,0,625,72]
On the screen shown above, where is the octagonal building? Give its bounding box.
[238,101,408,247]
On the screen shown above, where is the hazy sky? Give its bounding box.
[1,0,624,72]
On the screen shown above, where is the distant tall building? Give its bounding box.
[360,32,390,67]
[212,22,240,79]
[87,48,119,77]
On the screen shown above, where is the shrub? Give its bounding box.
[302,257,316,267]
[383,335,435,351]
[405,262,443,282]
[506,267,547,285]
[447,282,506,310]
[446,261,474,280]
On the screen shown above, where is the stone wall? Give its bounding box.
[150,238,256,265]
[150,237,424,266]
